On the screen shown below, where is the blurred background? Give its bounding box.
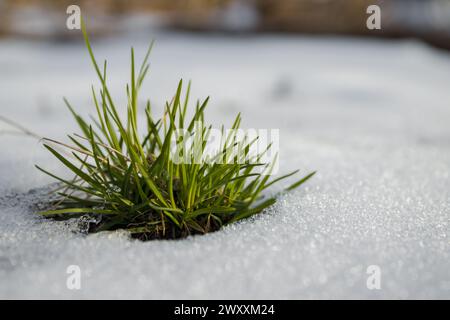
[1,0,450,49]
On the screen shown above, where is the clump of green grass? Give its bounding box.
[37,24,315,240]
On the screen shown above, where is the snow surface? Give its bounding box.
[0,31,449,299]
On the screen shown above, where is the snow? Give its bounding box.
[0,31,449,299]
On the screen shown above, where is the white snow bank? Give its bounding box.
[0,32,449,299]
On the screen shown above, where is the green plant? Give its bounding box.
[37,23,315,240]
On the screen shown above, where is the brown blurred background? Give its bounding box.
[1,0,450,50]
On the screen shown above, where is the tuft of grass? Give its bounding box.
[36,22,316,240]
